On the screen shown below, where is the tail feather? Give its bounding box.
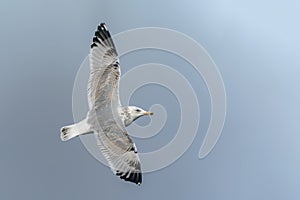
[60,125,77,141]
[60,119,91,141]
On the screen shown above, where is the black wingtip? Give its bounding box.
[100,22,106,27]
[91,43,97,48]
[98,23,108,33]
[116,171,142,185]
[91,22,115,50]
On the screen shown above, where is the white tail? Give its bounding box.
[60,119,91,141]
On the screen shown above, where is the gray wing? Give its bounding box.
[94,116,142,185]
[87,23,142,185]
[88,23,120,109]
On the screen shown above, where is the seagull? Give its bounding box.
[60,23,153,185]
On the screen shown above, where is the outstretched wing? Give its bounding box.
[94,117,142,185]
[88,23,120,109]
[87,23,142,185]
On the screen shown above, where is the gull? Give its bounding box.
[60,23,153,185]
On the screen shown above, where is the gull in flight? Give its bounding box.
[60,23,153,185]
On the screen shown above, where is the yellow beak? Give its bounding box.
[144,111,154,115]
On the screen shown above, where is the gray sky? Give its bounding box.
[1,0,300,199]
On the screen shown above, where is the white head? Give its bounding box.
[122,106,153,127]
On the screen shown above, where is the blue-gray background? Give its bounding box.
[1,0,300,199]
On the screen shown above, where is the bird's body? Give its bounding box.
[60,106,150,141]
[60,23,153,185]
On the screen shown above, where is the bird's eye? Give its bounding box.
[135,109,141,112]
